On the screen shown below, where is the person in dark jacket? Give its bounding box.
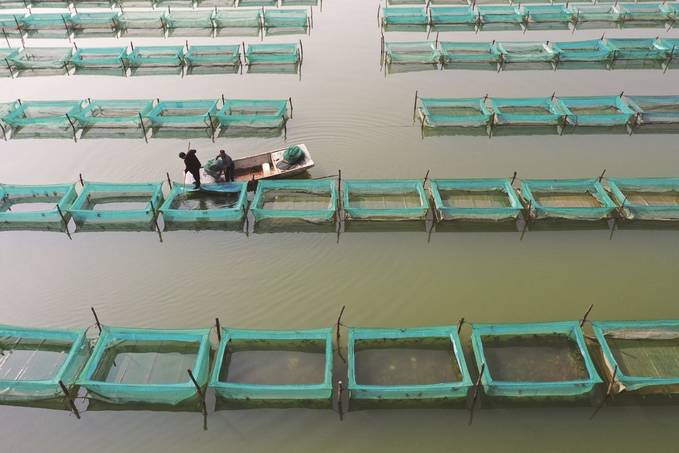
[217,149,235,182]
[179,149,202,189]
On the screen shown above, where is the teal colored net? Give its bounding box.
[471,322,602,399]
[571,4,620,26]
[70,47,127,70]
[477,5,525,26]
[209,328,333,401]
[525,5,573,27]
[8,47,72,70]
[69,12,119,37]
[29,0,70,6]
[159,182,248,224]
[608,177,679,220]
[0,48,17,75]
[246,43,299,64]
[218,99,288,128]
[592,320,679,393]
[551,39,612,63]
[385,41,439,64]
[496,41,557,63]
[77,326,211,405]
[382,7,429,25]
[520,178,617,220]
[2,100,83,138]
[263,9,308,29]
[419,97,492,127]
[557,96,636,126]
[20,13,71,38]
[430,178,523,221]
[115,11,165,34]
[213,9,262,29]
[440,42,499,64]
[0,14,24,37]
[430,7,477,29]
[163,10,215,31]
[342,179,430,220]
[280,0,318,6]
[74,99,154,129]
[0,325,89,402]
[626,95,679,126]
[347,326,472,400]
[72,0,115,7]
[147,99,218,129]
[0,183,77,227]
[69,182,164,228]
[238,0,277,6]
[250,179,338,222]
[606,38,668,61]
[618,3,671,23]
[126,45,184,69]
[185,44,241,68]
[490,97,565,126]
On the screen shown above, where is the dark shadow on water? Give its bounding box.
[613,220,679,231]
[129,67,183,77]
[0,398,73,412]
[215,397,331,411]
[387,63,439,75]
[73,68,126,77]
[560,125,630,136]
[163,220,245,232]
[215,27,261,38]
[247,63,299,75]
[422,126,489,138]
[186,65,240,76]
[218,127,283,139]
[167,28,213,38]
[430,25,476,33]
[382,24,428,33]
[526,219,611,232]
[343,220,427,233]
[442,62,497,71]
[15,68,69,78]
[491,125,560,137]
[74,221,156,233]
[79,128,146,140]
[0,222,67,233]
[86,396,204,412]
[254,219,336,233]
[151,127,214,139]
[349,397,468,411]
[434,220,520,233]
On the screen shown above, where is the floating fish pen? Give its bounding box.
[592,320,679,395]
[209,328,333,403]
[239,0,277,6]
[430,178,523,222]
[115,11,166,37]
[520,179,617,221]
[558,96,636,127]
[280,0,319,6]
[0,14,23,38]
[20,13,71,39]
[0,49,17,77]
[384,42,440,66]
[607,177,679,221]
[347,326,472,402]
[381,7,429,30]
[147,99,218,138]
[77,327,211,405]
[245,43,300,67]
[495,42,557,65]
[477,6,525,30]
[69,12,119,38]
[490,97,565,127]
[217,99,289,130]
[524,5,573,30]
[160,181,248,227]
[0,325,88,402]
[250,179,338,224]
[70,47,128,75]
[126,45,184,71]
[627,95,679,128]
[74,99,154,139]
[0,101,14,138]
[8,47,72,75]
[618,3,673,27]
[164,10,215,37]
[342,180,429,221]
[263,9,309,36]
[429,7,478,32]
[213,9,262,36]
[470,322,602,401]
[184,45,241,74]
[68,182,163,230]
[606,38,668,64]
[439,42,498,66]
[0,183,77,230]
[2,100,83,139]
[417,97,492,128]
[551,39,612,64]
[571,4,620,30]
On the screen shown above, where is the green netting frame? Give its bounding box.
[496,41,557,63]
[69,181,163,226]
[607,38,669,61]
[0,183,76,226]
[0,325,88,402]
[8,47,72,70]
[77,326,211,405]
[525,5,573,27]
[20,13,71,38]
[471,321,602,398]
[477,5,525,25]
[263,9,308,28]
[0,1,26,10]
[280,0,318,6]
[419,97,492,127]
[209,328,333,400]
[126,45,184,68]
[385,41,439,64]
[185,45,241,67]
[347,326,472,400]
[618,3,671,23]
[69,12,119,35]
[557,96,636,126]
[246,43,299,64]
[147,99,218,129]
[239,0,277,6]
[70,47,127,70]
[72,0,116,7]
[163,10,215,30]
[28,0,70,7]
[160,181,248,223]
[196,0,236,6]
[0,14,24,37]
[592,320,679,392]
[520,178,617,220]
[440,42,499,64]
[382,7,429,25]
[659,38,679,61]
[0,101,15,135]
[2,100,83,133]
[250,179,338,222]
[430,7,477,28]
[114,11,165,32]
[0,48,17,72]
[342,179,430,220]
[218,99,288,128]
[213,9,262,28]
[626,95,679,126]
[571,4,620,26]
[430,178,523,221]
[552,39,612,63]
[74,99,154,129]
[608,177,679,220]
[491,97,565,126]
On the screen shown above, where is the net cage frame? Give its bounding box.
[245,43,300,65]
[238,0,277,6]
[606,38,670,62]
[0,14,24,38]
[163,9,216,31]
[347,326,473,400]
[217,98,289,129]
[70,46,128,70]
[159,181,248,223]
[592,320,679,393]
[77,326,211,405]
[607,177,679,221]
[209,327,334,401]
[429,6,478,29]
[617,3,674,23]
[470,321,603,399]
[524,4,574,27]
[8,47,72,71]
[126,45,185,69]
[74,99,155,129]
[184,44,241,68]
[571,4,621,26]
[556,96,637,127]
[418,97,493,127]
[20,13,72,38]
[0,325,88,402]
[0,183,77,226]
[439,42,499,64]
[342,179,430,221]
[382,6,429,26]
[495,41,558,63]
[429,178,523,222]
[626,95,679,126]
[250,179,338,223]
[490,97,566,126]
[263,9,309,29]
[0,49,17,75]
[477,5,526,26]
[520,178,617,220]
[213,9,263,30]
[69,11,120,35]
[147,99,218,130]
[384,41,440,64]
[114,10,166,33]
[551,39,613,63]
[2,100,84,135]
[68,181,164,226]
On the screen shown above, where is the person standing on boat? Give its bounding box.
[217,149,235,182]
[179,149,202,189]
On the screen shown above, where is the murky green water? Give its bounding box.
[1,0,679,451]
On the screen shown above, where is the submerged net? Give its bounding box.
[69,182,163,227]
[185,45,241,67]
[477,5,525,25]
[430,178,522,221]
[163,10,215,31]
[430,6,477,28]
[147,100,218,129]
[20,13,71,38]
[525,5,573,26]
[126,46,184,68]
[606,38,668,61]
[557,96,636,126]
[385,41,440,64]
[9,47,72,70]
[213,9,262,29]
[75,99,154,129]
[218,99,288,128]
[246,43,299,64]
[491,97,565,126]
[419,97,492,127]
[0,183,77,227]
[627,96,679,125]
[160,182,247,224]
[382,7,429,25]
[551,39,612,62]
[496,42,556,63]
[70,47,128,70]
[250,179,337,222]
[69,12,119,36]
[263,9,308,29]
[520,179,617,220]
[440,42,498,64]
[343,179,429,220]
[608,177,679,220]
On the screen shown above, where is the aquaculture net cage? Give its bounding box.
[524,4,573,28]
[385,42,440,64]
[470,321,602,399]
[0,14,23,38]
[74,99,154,136]
[618,3,672,24]
[495,41,557,63]
[606,38,669,62]
[126,45,185,69]
[163,10,215,35]
[20,13,72,38]
[626,95,679,127]
[418,97,493,127]
[263,9,309,30]
[238,0,277,6]
[430,178,523,221]
[77,326,211,405]
[0,183,77,228]
[185,45,241,68]
[8,47,72,71]
[439,42,499,64]
[607,177,679,221]
[160,181,248,224]
[250,179,338,222]
[342,179,430,220]
[382,7,429,26]
[490,97,565,126]
[70,47,128,72]
[213,9,262,33]
[556,96,636,127]
[2,100,83,138]
[571,4,620,28]
[520,178,617,220]
[68,181,163,229]
[218,99,289,128]
[209,328,333,401]
[69,12,119,37]
[477,5,526,27]
[0,325,89,402]
[592,320,679,394]
[347,326,472,400]
[147,99,218,133]
[114,11,166,35]
[246,43,300,64]
[429,7,478,30]
[551,39,612,63]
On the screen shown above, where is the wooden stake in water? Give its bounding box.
[511,171,517,185]
[412,90,419,122]
[336,305,346,344]
[187,369,207,417]
[166,172,172,189]
[468,363,485,425]
[580,304,594,328]
[91,307,102,335]
[423,169,430,186]
[598,169,606,183]
[215,318,222,342]
[139,113,148,143]
[56,205,71,240]
[457,317,465,334]
[59,380,80,419]
[337,380,344,421]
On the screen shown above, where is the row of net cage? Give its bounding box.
[0,0,320,10]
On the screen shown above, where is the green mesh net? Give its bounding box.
[70,47,128,71]
[0,14,25,37]
[627,95,679,126]
[8,47,72,71]
[263,9,308,29]
[74,99,154,131]
[556,96,636,126]
[218,99,289,128]
[477,5,525,27]
[213,9,262,31]
[163,10,215,33]
[20,13,71,38]
[430,178,523,221]
[440,42,498,64]
[0,183,77,228]
[520,178,617,220]
[126,45,184,69]
[496,41,557,63]
[551,39,612,63]
[571,4,620,27]
[250,179,338,222]
[160,182,248,225]
[69,12,119,37]
[608,177,679,221]
[245,43,300,64]
[185,44,241,69]
[430,7,478,30]
[147,99,218,132]
[385,41,440,64]
[418,97,492,127]
[382,7,429,25]
[342,179,429,220]
[114,11,165,35]
[525,5,573,28]
[490,97,565,126]
[2,100,83,138]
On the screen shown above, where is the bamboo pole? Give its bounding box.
[336,305,346,344]
[139,113,148,143]
[468,363,485,425]
[457,317,464,334]
[215,317,222,342]
[187,369,207,417]
[59,381,80,419]
[56,205,71,239]
[580,304,594,327]
[166,172,172,189]
[91,307,102,334]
